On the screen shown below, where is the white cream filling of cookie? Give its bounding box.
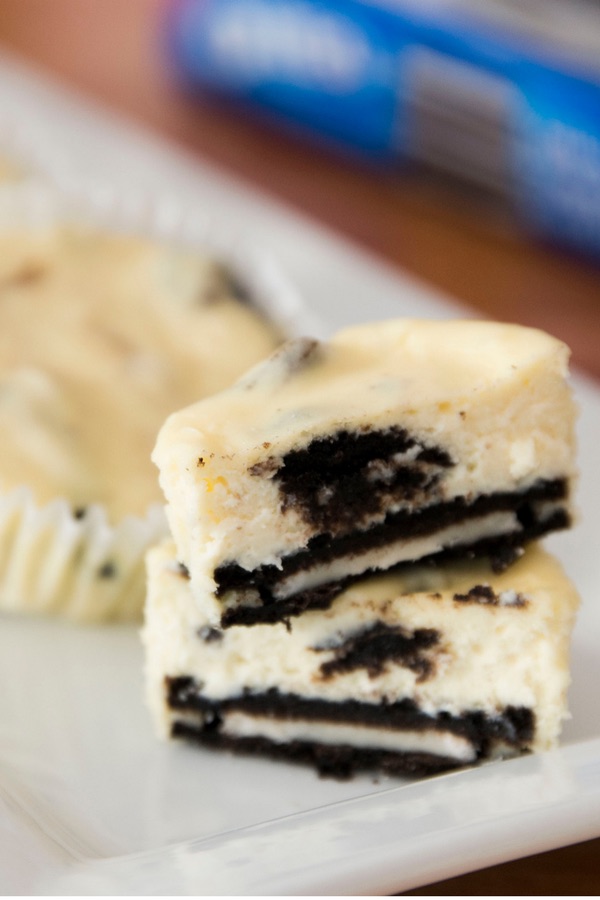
[217,711,477,762]
[271,510,519,602]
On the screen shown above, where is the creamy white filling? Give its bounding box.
[533,499,566,523]
[274,511,519,601]
[218,711,477,762]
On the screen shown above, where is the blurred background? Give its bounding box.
[1,0,599,375]
[0,0,598,894]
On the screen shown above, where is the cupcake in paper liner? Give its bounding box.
[0,488,166,623]
[0,182,311,622]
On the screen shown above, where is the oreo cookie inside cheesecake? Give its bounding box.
[153,319,576,628]
[143,540,579,779]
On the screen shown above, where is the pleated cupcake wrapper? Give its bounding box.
[0,488,167,623]
[0,182,319,622]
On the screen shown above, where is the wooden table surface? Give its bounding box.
[0,1,598,894]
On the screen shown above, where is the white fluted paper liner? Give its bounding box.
[0,488,167,623]
[0,181,320,622]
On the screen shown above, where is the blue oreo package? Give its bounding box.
[167,0,600,258]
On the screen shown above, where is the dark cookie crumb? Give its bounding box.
[98,561,117,579]
[454,584,527,607]
[248,457,280,478]
[454,584,497,604]
[315,622,439,682]
[198,625,223,643]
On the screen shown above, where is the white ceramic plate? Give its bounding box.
[0,52,599,895]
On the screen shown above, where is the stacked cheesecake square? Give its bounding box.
[144,320,579,778]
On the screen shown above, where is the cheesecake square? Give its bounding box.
[153,319,576,628]
[143,540,579,779]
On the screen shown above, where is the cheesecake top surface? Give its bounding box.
[0,226,281,520]
[154,318,571,464]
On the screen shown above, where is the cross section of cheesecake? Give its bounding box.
[143,540,579,779]
[153,319,576,627]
